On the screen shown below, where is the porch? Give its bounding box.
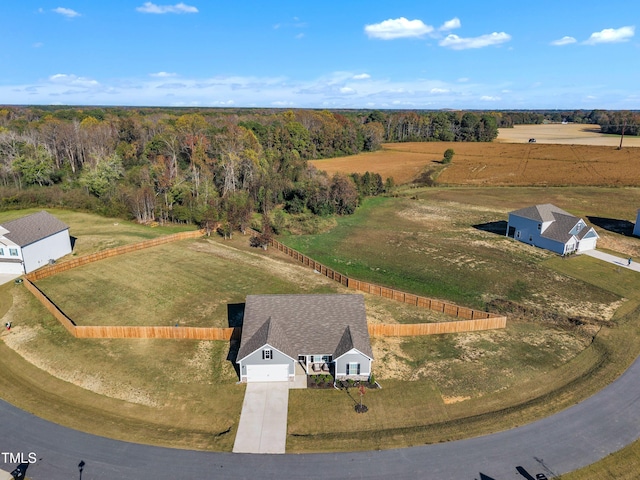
[298,354,333,375]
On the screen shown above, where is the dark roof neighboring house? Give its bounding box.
[237,294,373,362]
[0,211,70,247]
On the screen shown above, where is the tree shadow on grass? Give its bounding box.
[587,216,635,236]
[226,303,245,379]
[472,220,508,236]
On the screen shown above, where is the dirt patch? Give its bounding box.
[371,337,411,380]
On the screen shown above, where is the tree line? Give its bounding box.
[0,107,501,233]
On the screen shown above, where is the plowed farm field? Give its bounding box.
[309,125,640,187]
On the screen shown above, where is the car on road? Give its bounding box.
[535,474,548,480]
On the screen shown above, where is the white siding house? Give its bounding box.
[507,204,598,255]
[0,211,72,275]
[237,294,373,383]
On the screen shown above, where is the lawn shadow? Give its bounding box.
[70,235,78,251]
[473,220,508,236]
[587,216,635,236]
[226,303,245,379]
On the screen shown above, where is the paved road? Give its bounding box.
[2,351,640,480]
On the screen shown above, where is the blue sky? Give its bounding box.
[0,1,638,109]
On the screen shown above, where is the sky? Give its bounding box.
[0,1,638,109]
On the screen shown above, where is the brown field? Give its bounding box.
[310,133,640,187]
[497,123,640,147]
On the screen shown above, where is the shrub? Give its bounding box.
[443,148,455,164]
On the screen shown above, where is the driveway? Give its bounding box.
[581,250,640,272]
[232,382,289,454]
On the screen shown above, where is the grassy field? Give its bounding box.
[281,190,629,314]
[310,140,640,187]
[1,205,627,454]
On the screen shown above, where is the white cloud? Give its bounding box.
[339,87,356,95]
[352,73,371,80]
[430,88,449,94]
[550,36,577,46]
[53,7,81,18]
[439,17,461,31]
[49,74,99,87]
[365,17,433,40]
[480,95,501,101]
[136,2,198,14]
[584,26,635,44]
[150,72,178,78]
[439,32,511,50]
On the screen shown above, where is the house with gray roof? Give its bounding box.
[0,211,72,275]
[507,204,598,255]
[237,294,373,383]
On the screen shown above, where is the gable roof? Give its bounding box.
[237,294,373,362]
[510,204,597,244]
[510,203,573,223]
[0,211,69,247]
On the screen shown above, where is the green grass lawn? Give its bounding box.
[34,238,337,327]
[281,191,621,313]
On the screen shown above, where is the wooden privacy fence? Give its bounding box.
[23,277,236,340]
[26,229,204,281]
[269,237,507,331]
[22,228,506,341]
[369,317,506,337]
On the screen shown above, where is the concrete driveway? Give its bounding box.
[232,382,289,454]
[581,250,640,272]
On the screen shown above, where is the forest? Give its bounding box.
[0,106,635,234]
[0,107,498,233]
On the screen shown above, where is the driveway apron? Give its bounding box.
[233,382,289,454]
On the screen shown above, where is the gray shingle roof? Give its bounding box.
[237,294,373,362]
[510,204,572,223]
[0,211,69,247]
[510,204,597,244]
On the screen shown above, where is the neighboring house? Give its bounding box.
[633,209,640,237]
[0,211,72,275]
[236,294,373,383]
[507,204,599,255]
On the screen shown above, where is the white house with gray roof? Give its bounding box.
[236,294,373,383]
[0,211,72,275]
[507,204,598,255]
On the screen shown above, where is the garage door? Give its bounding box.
[246,364,289,382]
[578,238,597,252]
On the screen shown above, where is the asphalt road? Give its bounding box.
[2,354,640,480]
